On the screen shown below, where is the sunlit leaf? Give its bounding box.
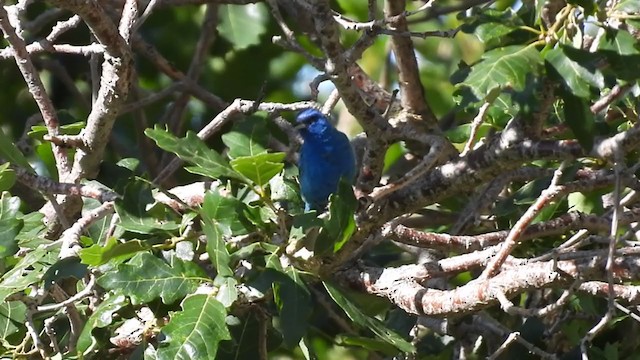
[157,294,231,360]
[457,45,541,100]
[222,117,268,159]
[79,237,150,266]
[218,4,268,50]
[0,301,25,341]
[230,152,285,187]
[98,252,208,305]
[546,46,604,98]
[145,126,243,181]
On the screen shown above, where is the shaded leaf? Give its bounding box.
[316,180,357,254]
[337,334,399,355]
[324,282,415,353]
[445,122,494,144]
[0,127,34,173]
[273,268,312,348]
[460,8,524,48]
[157,294,231,360]
[77,294,128,355]
[98,252,208,305]
[546,46,604,98]
[562,90,595,150]
[568,0,595,15]
[116,179,180,234]
[42,257,88,290]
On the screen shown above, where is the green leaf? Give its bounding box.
[460,8,524,48]
[457,45,541,100]
[0,247,56,303]
[598,29,640,56]
[614,0,640,12]
[115,179,180,234]
[0,163,16,191]
[567,0,595,15]
[270,173,303,205]
[324,282,415,353]
[337,334,399,355]
[116,157,140,171]
[97,252,208,305]
[568,192,604,214]
[218,4,268,50]
[83,196,117,245]
[0,194,23,257]
[203,219,233,278]
[221,117,268,159]
[0,301,26,341]
[335,0,369,19]
[14,212,46,248]
[383,142,407,173]
[157,294,231,360]
[230,152,285,187]
[216,276,238,307]
[545,46,604,98]
[42,257,88,290]
[145,126,242,181]
[201,191,236,277]
[79,237,150,266]
[76,294,127,355]
[273,269,312,348]
[596,29,640,81]
[317,180,357,254]
[445,122,494,144]
[202,188,251,235]
[28,120,84,141]
[0,128,34,173]
[562,90,595,150]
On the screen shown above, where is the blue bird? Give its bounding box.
[296,109,357,211]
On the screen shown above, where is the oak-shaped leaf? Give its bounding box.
[98,252,208,305]
[145,126,243,181]
[157,294,231,360]
[230,152,286,187]
[455,45,541,101]
[76,294,128,355]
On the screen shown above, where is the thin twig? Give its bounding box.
[481,160,570,279]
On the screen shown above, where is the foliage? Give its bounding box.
[0,0,639,359]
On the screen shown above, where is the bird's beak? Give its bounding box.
[294,123,306,131]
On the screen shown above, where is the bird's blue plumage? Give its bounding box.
[296,109,356,211]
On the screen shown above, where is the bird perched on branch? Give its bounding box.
[296,109,357,211]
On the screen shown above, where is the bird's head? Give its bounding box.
[295,108,332,137]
